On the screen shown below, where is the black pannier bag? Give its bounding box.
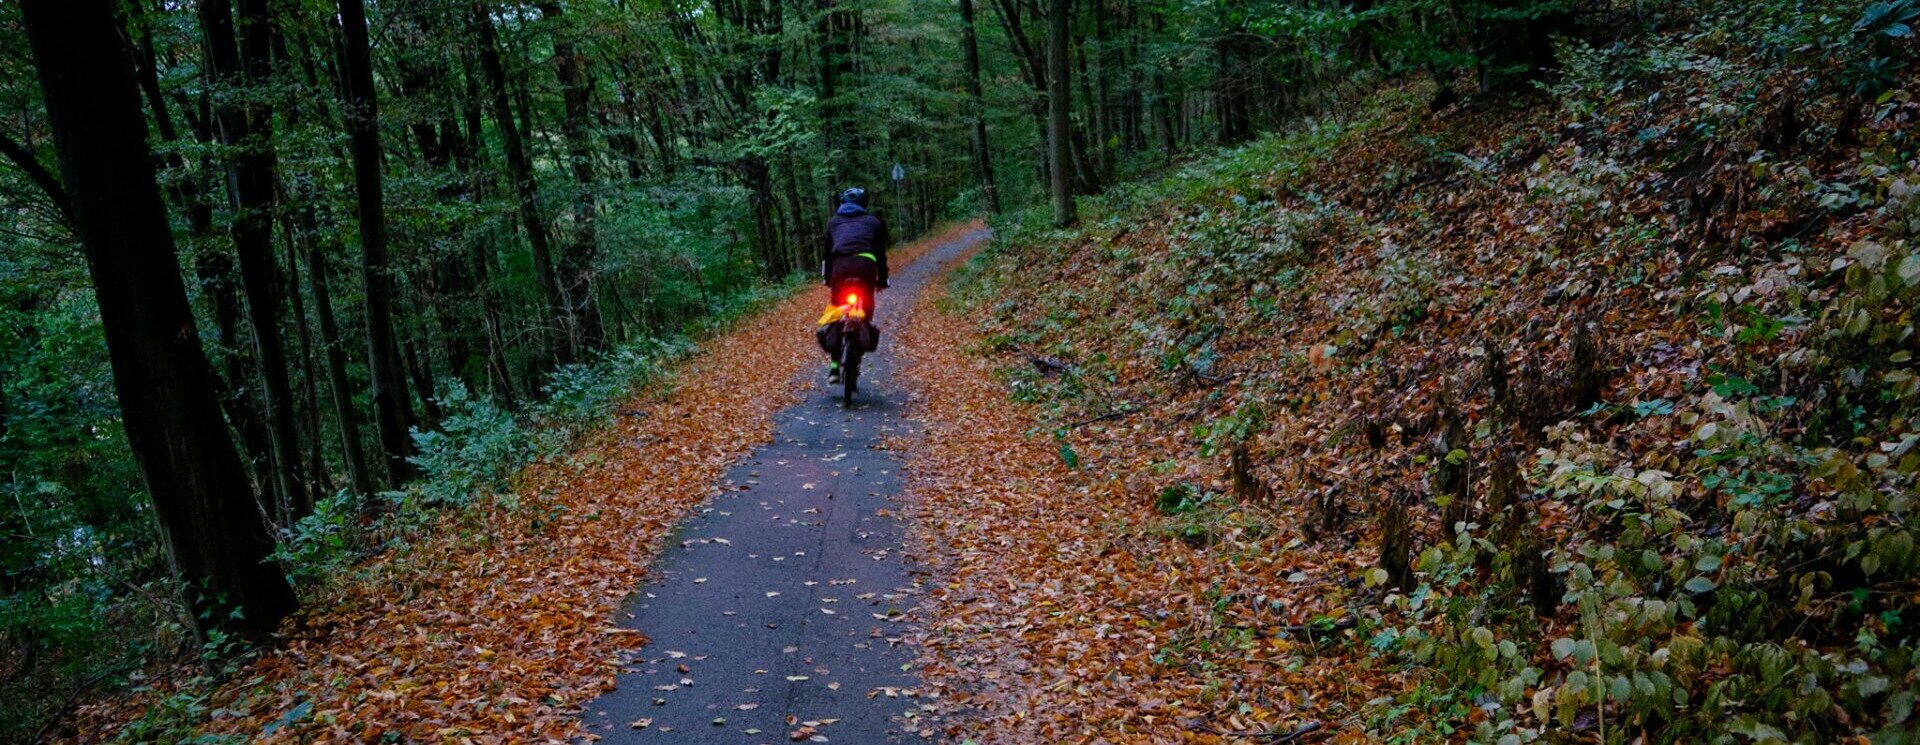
[817,320,880,355]
[816,322,843,356]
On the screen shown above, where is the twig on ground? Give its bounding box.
[1257,720,1323,742]
[1068,407,1138,429]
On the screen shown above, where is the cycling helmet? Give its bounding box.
[839,187,869,207]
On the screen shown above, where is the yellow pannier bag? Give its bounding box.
[816,303,864,326]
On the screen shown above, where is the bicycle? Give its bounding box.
[830,280,876,407]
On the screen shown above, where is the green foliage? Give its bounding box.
[1148,485,1258,548]
[1849,1,1920,97]
[530,338,691,433]
[1196,402,1267,458]
[411,383,539,507]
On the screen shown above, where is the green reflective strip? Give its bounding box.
[856,252,878,262]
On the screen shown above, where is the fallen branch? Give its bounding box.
[1030,355,1070,375]
[1068,407,1138,429]
[1258,720,1323,742]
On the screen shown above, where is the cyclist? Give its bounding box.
[821,187,889,384]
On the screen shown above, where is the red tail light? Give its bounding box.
[845,292,860,307]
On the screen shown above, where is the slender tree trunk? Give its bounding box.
[281,221,333,498]
[336,0,416,486]
[1047,0,1076,226]
[201,0,311,520]
[1152,9,1177,157]
[302,203,375,497]
[404,338,441,431]
[21,0,296,642]
[471,2,566,362]
[133,15,283,505]
[538,1,606,353]
[1215,0,1254,144]
[780,152,813,271]
[1071,37,1101,193]
[277,38,373,498]
[958,0,1001,214]
[311,255,376,497]
[818,0,862,184]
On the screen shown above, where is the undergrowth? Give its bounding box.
[950,0,1920,741]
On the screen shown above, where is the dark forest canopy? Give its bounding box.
[0,0,1582,737]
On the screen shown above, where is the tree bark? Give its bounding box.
[336,0,417,486]
[1215,0,1254,144]
[131,9,283,503]
[958,0,1001,214]
[1152,9,1177,157]
[20,0,296,642]
[280,220,333,499]
[471,2,566,363]
[302,223,374,497]
[201,0,311,520]
[1047,0,1077,226]
[537,1,606,354]
[817,0,862,184]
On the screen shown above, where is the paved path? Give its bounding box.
[579,229,986,743]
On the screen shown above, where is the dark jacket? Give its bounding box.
[822,203,889,286]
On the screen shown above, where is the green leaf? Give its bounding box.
[1694,554,1722,572]
[1890,690,1914,724]
[1727,716,1786,741]
[1573,639,1597,666]
[1609,674,1632,703]
[1899,254,1920,285]
[1683,576,1717,593]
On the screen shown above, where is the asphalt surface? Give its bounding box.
[578,228,986,743]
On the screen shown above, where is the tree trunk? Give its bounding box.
[1085,12,1113,182]
[299,206,373,497]
[817,0,862,184]
[1215,0,1254,144]
[471,2,567,363]
[132,14,284,506]
[336,0,417,486]
[21,0,297,643]
[281,220,333,499]
[958,0,1001,214]
[201,0,311,520]
[538,1,606,354]
[1047,0,1076,226]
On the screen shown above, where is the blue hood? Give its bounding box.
[836,203,867,216]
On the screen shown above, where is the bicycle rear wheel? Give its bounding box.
[840,328,859,406]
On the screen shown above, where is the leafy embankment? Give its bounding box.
[928,5,1920,742]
